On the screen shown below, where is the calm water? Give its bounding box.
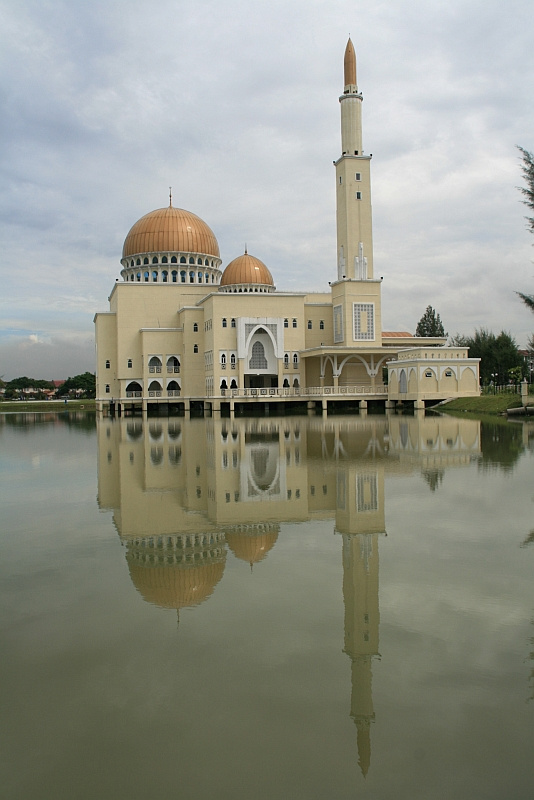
[1,410,533,800]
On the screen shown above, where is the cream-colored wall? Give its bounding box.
[335,156,373,279]
[388,349,481,401]
[331,278,382,346]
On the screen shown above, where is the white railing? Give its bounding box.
[215,385,387,399]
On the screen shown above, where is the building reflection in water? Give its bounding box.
[97,413,481,776]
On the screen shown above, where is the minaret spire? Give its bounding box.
[344,37,357,89]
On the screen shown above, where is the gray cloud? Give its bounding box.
[1,0,533,378]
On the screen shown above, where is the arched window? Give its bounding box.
[144,271,149,282]
[171,270,178,282]
[105,359,110,369]
[167,356,180,372]
[193,344,199,354]
[231,318,236,328]
[292,318,297,328]
[230,378,237,389]
[222,318,227,328]
[283,378,289,387]
[205,273,209,283]
[127,359,132,368]
[105,384,110,393]
[167,380,180,395]
[152,271,158,281]
[171,256,177,264]
[150,447,163,465]
[198,272,203,282]
[293,378,299,388]
[148,356,162,372]
[162,256,168,264]
[148,380,162,396]
[204,258,209,266]
[293,353,299,366]
[284,353,289,367]
[180,256,186,264]
[136,258,141,266]
[307,320,312,329]
[189,256,195,265]
[143,257,149,265]
[189,271,195,283]
[136,273,141,281]
[230,353,236,367]
[180,271,186,283]
[284,318,288,328]
[126,381,142,396]
[249,341,267,369]
[197,257,202,265]
[220,379,228,390]
[162,270,168,282]
[221,353,226,366]
[319,320,325,330]
[193,322,198,332]
[130,260,134,267]
[152,256,158,264]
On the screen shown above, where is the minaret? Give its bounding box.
[331,40,381,347]
[335,38,374,282]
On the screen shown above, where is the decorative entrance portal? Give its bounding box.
[245,375,279,389]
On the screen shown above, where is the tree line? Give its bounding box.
[1,372,95,399]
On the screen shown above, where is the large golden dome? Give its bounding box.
[122,206,220,260]
[220,251,275,291]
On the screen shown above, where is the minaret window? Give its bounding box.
[356,191,362,200]
[307,320,312,329]
[284,353,289,367]
[320,320,325,330]
[222,318,227,328]
[284,318,288,328]
[292,318,297,328]
[231,318,236,328]
[193,323,198,332]
[355,172,361,181]
[193,344,199,354]
[127,359,132,368]
[339,176,342,184]
[105,360,110,369]
[105,384,110,393]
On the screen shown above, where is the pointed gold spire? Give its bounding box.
[344,37,357,88]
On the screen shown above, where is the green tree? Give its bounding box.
[516,146,534,313]
[415,305,447,337]
[451,328,523,385]
[56,372,96,398]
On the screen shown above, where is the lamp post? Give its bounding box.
[491,373,497,394]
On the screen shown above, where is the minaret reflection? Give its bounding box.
[331,422,386,778]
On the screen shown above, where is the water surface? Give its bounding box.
[1,411,533,799]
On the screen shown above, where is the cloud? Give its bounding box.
[1,0,534,379]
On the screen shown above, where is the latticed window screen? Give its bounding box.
[249,341,268,369]
[353,303,374,340]
[356,473,378,512]
[334,305,343,343]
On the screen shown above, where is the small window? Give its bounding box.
[339,175,342,184]
[127,359,132,368]
[136,258,141,266]
[284,353,289,367]
[221,353,226,366]
[292,318,297,328]
[293,353,298,365]
[171,270,177,282]
[162,270,168,282]
[189,271,195,283]
[144,271,149,282]
[171,256,177,264]
[319,320,324,330]
[105,384,110,393]
[425,371,432,378]
[445,369,453,377]
[355,172,361,181]
[231,318,236,328]
[193,344,199,354]
[136,272,141,281]
[152,256,158,264]
[162,256,168,264]
[193,323,198,332]
[222,318,227,328]
[180,256,186,264]
[198,272,202,282]
[105,360,110,369]
[307,320,312,330]
[152,271,158,281]
[189,257,195,265]
[230,353,236,366]
[356,191,362,200]
[143,257,149,265]
[180,271,186,283]
[284,318,288,328]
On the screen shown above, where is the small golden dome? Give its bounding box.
[220,251,274,288]
[128,561,226,610]
[226,529,279,566]
[122,206,220,259]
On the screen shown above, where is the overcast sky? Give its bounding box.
[1,0,533,380]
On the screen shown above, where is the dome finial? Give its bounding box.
[169,186,172,207]
[244,243,248,255]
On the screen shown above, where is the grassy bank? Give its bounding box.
[436,395,523,415]
[0,399,96,413]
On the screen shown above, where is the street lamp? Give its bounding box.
[491,373,498,394]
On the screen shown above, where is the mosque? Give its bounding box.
[94,40,480,415]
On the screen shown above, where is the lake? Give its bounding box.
[1,410,533,799]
